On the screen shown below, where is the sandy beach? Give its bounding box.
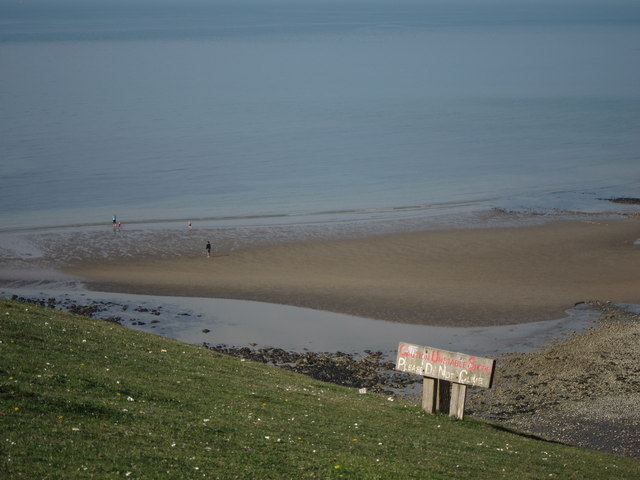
[68,218,640,327]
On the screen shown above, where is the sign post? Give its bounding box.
[396,342,495,420]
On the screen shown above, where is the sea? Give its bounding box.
[1,0,639,355]
[1,0,639,233]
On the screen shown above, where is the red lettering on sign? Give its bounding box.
[399,343,430,360]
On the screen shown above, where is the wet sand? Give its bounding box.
[68,218,640,326]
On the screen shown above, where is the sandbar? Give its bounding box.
[67,219,640,326]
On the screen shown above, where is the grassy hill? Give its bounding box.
[1,298,637,479]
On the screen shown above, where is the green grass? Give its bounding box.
[1,298,637,479]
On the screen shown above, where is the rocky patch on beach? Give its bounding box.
[467,301,640,459]
[134,306,162,315]
[204,344,415,394]
[607,197,640,205]
[10,295,124,324]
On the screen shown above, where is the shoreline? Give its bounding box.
[66,218,640,327]
[2,212,639,459]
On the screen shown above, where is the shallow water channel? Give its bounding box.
[1,281,603,360]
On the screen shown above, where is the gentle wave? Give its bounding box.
[0,199,493,234]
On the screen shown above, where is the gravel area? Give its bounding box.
[467,302,640,459]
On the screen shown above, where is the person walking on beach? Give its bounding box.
[112,214,117,231]
[188,220,192,232]
[206,241,212,258]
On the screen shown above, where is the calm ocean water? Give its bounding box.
[1,0,639,233]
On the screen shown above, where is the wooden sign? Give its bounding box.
[396,342,495,388]
[396,342,495,420]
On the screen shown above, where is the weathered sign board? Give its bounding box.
[396,342,495,388]
[396,342,495,419]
